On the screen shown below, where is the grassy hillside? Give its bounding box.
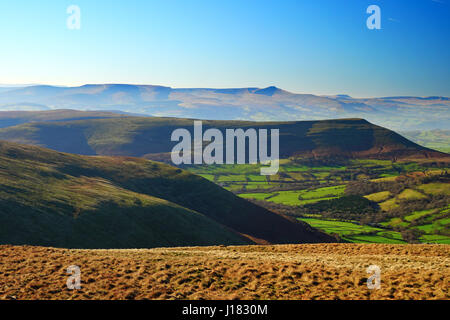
[0,115,444,160]
[0,141,331,248]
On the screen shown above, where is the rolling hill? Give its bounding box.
[0,113,445,161]
[0,140,332,248]
[0,84,448,131]
[0,109,138,129]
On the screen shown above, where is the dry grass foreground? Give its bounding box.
[0,244,448,300]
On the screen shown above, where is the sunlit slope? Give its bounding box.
[0,141,331,248]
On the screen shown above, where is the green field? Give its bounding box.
[298,218,406,244]
[397,189,427,200]
[404,209,434,222]
[238,185,346,206]
[420,234,450,244]
[365,191,391,202]
[298,218,380,235]
[239,193,273,201]
[217,175,247,182]
[198,174,215,182]
[417,183,450,196]
[247,175,267,182]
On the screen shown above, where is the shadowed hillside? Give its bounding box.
[0,114,445,160]
[0,141,332,248]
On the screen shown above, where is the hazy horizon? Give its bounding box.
[1,83,449,100]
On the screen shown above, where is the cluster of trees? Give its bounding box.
[346,172,449,198]
[390,195,449,218]
[290,157,350,167]
[400,229,424,243]
[235,179,340,194]
[301,195,379,220]
[247,199,303,216]
[346,179,405,197]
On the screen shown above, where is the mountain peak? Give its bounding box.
[253,86,282,96]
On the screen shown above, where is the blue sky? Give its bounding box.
[0,0,448,97]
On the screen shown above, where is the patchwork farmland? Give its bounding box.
[188,158,450,244]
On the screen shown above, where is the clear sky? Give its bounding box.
[0,0,448,97]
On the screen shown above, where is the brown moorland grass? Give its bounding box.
[0,244,448,300]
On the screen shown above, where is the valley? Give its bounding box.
[187,158,450,244]
[0,110,448,302]
[0,110,448,247]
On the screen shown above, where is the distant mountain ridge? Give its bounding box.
[0,84,448,131]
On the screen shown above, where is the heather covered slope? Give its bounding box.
[0,141,331,248]
[0,115,445,160]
